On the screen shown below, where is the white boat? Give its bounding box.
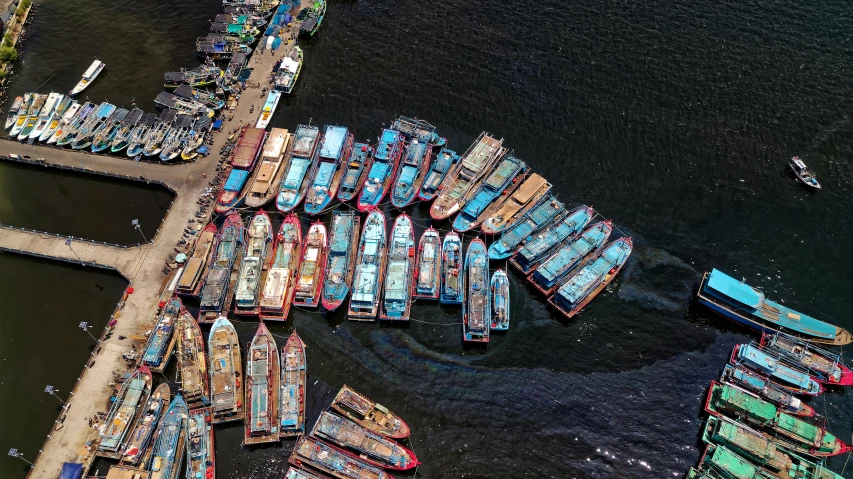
[40,100,78,142]
[789,156,821,189]
[255,90,281,129]
[69,60,105,96]
[5,95,24,130]
[9,93,35,136]
[274,47,303,94]
[30,93,66,140]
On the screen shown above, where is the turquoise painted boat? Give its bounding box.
[509,206,594,274]
[719,364,816,417]
[488,195,565,260]
[98,367,152,454]
[277,124,320,213]
[121,382,170,465]
[321,210,360,311]
[357,129,403,212]
[305,125,352,215]
[199,213,244,320]
[16,93,46,140]
[142,298,181,371]
[490,269,510,331]
[463,238,490,343]
[148,395,188,479]
[732,343,822,396]
[418,147,459,201]
[186,408,215,479]
[380,214,414,321]
[347,210,387,321]
[439,231,463,305]
[697,268,853,346]
[391,138,431,208]
[529,221,612,295]
[108,108,143,153]
[297,0,326,38]
[414,228,441,300]
[337,143,374,202]
[90,107,129,152]
[69,102,115,149]
[452,155,528,232]
[124,113,158,156]
[548,237,633,319]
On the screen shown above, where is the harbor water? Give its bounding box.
[4,0,853,478]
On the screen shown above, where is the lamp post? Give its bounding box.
[44,385,66,406]
[131,219,148,243]
[7,449,33,469]
[78,322,98,342]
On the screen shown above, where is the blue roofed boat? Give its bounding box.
[439,231,463,305]
[98,367,152,455]
[509,206,594,274]
[338,143,374,202]
[452,155,528,232]
[488,195,565,260]
[414,228,441,300]
[697,268,853,346]
[70,102,116,150]
[277,124,320,213]
[719,364,816,417]
[199,213,244,321]
[548,237,632,319]
[147,395,188,479]
[215,168,250,213]
[731,343,822,396]
[380,214,415,321]
[244,323,280,445]
[357,129,403,212]
[418,147,460,201]
[347,210,387,321]
[142,298,181,372]
[391,138,432,208]
[463,238,490,343]
[186,407,215,479]
[305,125,352,215]
[321,210,361,311]
[490,269,510,331]
[90,107,129,153]
[529,221,612,295]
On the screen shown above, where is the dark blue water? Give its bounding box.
[5,0,853,477]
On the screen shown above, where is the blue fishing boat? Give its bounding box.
[356,129,403,212]
[108,107,143,153]
[490,269,510,331]
[529,221,612,295]
[321,210,361,311]
[731,343,822,396]
[186,408,215,479]
[124,113,157,156]
[199,213,244,321]
[380,214,415,321]
[719,364,816,417]
[509,205,594,274]
[244,323,280,445]
[418,147,460,201]
[463,238,490,343]
[337,143,374,202]
[69,102,116,149]
[215,168,250,213]
[548,237,633,319]
[452,155,528,232]
[347,210,387,321]
[439,231,463,305]
[431,133,506,220]
[488,195,565,260]
[121,383,170,465]
[305,125,352,215]
[98,367,152,455]
[277,124,320,213]
[390,138,432,208]
[697,268,853,346]
[148,395,188,479]
[142,298,181,372]
[90,107,129,152]
[414,228,441,299]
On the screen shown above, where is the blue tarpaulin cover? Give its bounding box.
[59,463,83,479]
[272,38,282,50]
[225,169,249,192]
[212,120,223,130]
[199,146,209,154]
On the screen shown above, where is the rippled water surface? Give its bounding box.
[4,0,853,477]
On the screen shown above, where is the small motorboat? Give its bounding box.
[789,156,820,189]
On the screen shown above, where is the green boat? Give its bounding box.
[297,0,326,38]
[701,416,843,479]
[697,444,768,479]
[685,468,722,479]
[704,381,852,457]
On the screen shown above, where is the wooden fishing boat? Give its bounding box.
[305,125,353,215]
[312,411,419,470]
[430,133,505,220]
[277,124,320,213]
[176,223,217,297]
[356,129,403,212]
[463,238,490,343]
[199,213,244,322]
[124,112,157,155]
[176,311,210,409]
[390,138,432,208]
[289,435,395,479]
[338,143,374,202]
[244,323,280,445]
[439,231,463,305]
[488,195,565,260]
[719,364,815,417]
[452,155,528,232]
[731,343,822,396]
[208,317,243,424]
[321,210,361,311]
[107,107,143,152]
[528,221,613,296]
[71,102,116,149]
[330,385,410,439]
[142,298,181,373]
[279,331,307,438]
[297,0,326,38]
[32,94,69,141]
[418,147,459,201]
[481,173,551,235]
[380,214,414,321]
[245,128,292,208]
[348,211,388,321]
[285,467,328,479]
[148,395,188,479]
[259,214,302,321]
[789,156,821,189]
[274,46,303,94]
[91,107,130,152]
[413,228,441,300]
[509,205,594,274]
[121,383,169,465]
[293,222,328,307]
[98,367,152,456]
[762,332,853,386]
[187,407,215,479]
[234,210,274,316]
[490,269,510,331]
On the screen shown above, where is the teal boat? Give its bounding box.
[66,102,115,148]
[142,298,181,371]
[418,147,460,201]
[305,125,352,215]
[244,323,279,445]
[414,228,441,300]
[347,210,387,321]
[199,213,244,320]
[452,155,528,232]
[719,364,816,417]
[124,113,157,156]
[297,0,326,38]
[337,143,374,202]
[357,129,403,212]
[108,108,143,153]
[463,238,490,343]
[321,210,360,311]
[277,124,320,213]
[147,395,188,479]
[121,382,170,465]
[488,195,565,260]
[47,101,94,145]
[379,214,414,321]
[732,343,822,396]
[509,206,594,274]
[90,107,129,152]
[529,221,612,295]
[186,408,215,479]
[390,138,431,208]
[98,367,152,454]
[490,269,510,331]
[439,231,463,305]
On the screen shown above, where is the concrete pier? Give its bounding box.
[0,10,306,476]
